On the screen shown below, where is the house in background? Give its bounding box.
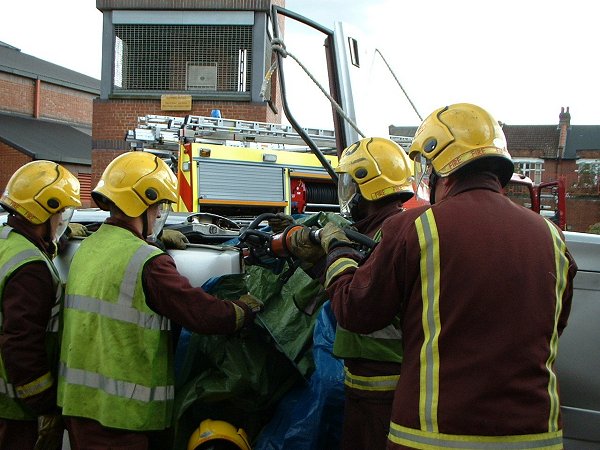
[391,107,600,233]
[0,41,99,206]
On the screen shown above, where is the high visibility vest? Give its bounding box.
[0,226,61,420]
[332,228,402,392]
[58,224,173,431]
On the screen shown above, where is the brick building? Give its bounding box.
[0,41,100,206]
[391,107,600,232]
[92,0,285,188]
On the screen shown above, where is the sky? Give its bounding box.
[1,0,598,130]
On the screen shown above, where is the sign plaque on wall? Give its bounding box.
[160,95,192,111]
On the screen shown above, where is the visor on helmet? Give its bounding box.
[412,154,432,204]
[53,207,75,242]
[148,202,171,241]
[338,173,359,219]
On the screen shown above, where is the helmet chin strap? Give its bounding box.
[429,172,439,205]
[44,220,58,257]
[45,220,53,242]
[142,210,150,239]
[349,193,366,222]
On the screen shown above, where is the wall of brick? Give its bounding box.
[40,83,95,125]
[0,72,35,116]
[0,72,94,126]
[567,197,600,232]
[0,143,33,191]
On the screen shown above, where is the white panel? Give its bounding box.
[333,22,390,146]
[113,10,254,25]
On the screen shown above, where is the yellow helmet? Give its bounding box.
[0,160,81,224]
[92,152,178,217]
[187,419,251,450]
[336,137,414,217]
[408,103,514,186]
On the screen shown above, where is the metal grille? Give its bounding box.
[113,24,253,93]
[198,160,285,202]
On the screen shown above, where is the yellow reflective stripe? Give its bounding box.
[324,257,358,288]
[343,366,399,392]
[415,209,441,433]
[15,371,54,399]
[388,422,563,449]
[233,302,245,331]
[373,228,382,243]
[545,221,569,432]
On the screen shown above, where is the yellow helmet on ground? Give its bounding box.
[0,160,81,224]
[187,419,251,450]
[92,151,178,217]
[336,137,414,218]
[408,103,514,186]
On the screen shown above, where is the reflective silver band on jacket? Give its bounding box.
[344,367,399,392]
[64,294,171,330]
[0,378,16,398]
[59,362,174,403]
[64,244,170,331]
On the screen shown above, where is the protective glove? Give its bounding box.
[268,213,295,233]
[160,229,189,250]
[289,226,325,263]
[238,293,264,313]
[34,413,64,450]
[320,222,352,253]
[67,223,88,238]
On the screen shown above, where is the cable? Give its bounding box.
[374,49,422,121]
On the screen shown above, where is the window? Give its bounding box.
[113,24,253,94]
[513,158,544,184]
[576,159,600,190]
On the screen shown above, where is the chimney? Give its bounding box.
[557,106,571,158]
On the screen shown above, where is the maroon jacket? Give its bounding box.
[341,201,404,382]
[0,214,58,416]
[328,172,577,446]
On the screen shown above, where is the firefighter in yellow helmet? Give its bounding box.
[281,137,414,450]
[57,152,262,449]
[0,160,80,449]
[319,103,578,449]
[188,419,251,450]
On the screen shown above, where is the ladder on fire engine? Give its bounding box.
[126,114,413,153]
[126,114,339,151]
